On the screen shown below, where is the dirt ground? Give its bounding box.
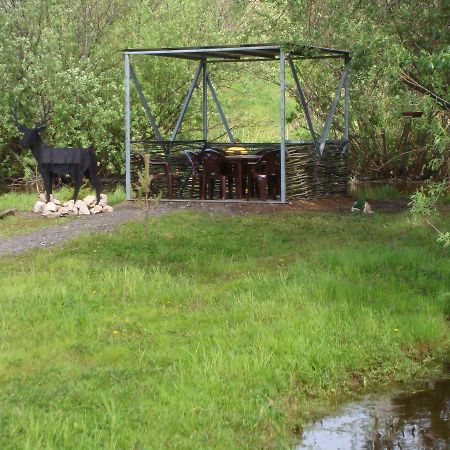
[0,197,409,257]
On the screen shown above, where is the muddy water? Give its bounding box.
[350,179,424,197]
[296,378,449,450]
[0,182,10,195]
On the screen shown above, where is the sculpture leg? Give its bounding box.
[90,175,102,204]
[48,172,53,201]
[41,170,51,203]
[72,170,81,202]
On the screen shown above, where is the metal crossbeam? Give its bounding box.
[288,56,320,155]
[170,61,203,141]
[319,66,348,155]
[206,75,234,143]
[129,63,163,142]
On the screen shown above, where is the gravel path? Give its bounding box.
[0,202,158,257]
[0,201,231,257]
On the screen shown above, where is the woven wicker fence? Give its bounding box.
[130,141,348,200]
[286,144,348,199]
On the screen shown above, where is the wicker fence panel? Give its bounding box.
[130,141,348,200]
[286,144,348,199]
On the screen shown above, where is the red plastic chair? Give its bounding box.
[199,149,236,199]
[247,150,280,200]
[184,149,203,198]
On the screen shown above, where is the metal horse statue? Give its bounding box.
[11,107,101,204]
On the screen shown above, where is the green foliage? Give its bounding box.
[0,211,449,448]
[409,179,450,247]
[409,181,448,218]
[0,0,448,182]
[245,0,449,179]
[0,0,246,177]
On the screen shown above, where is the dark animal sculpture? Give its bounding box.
[11,107,101,204]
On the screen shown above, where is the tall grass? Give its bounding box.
[0,211,448,449]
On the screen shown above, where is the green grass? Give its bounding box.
[0,210,449,449]
[218,75,299,142]
[0,185,125,212]
[0,185,125,238]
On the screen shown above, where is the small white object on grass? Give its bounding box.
[363,202,373,214]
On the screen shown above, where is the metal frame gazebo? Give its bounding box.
[123,43,351,202]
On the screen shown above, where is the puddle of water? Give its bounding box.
[296,378,450,450]
[0,182,11,195]
[349,179,424,198]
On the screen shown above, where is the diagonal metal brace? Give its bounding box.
[319,66,348,155]
[170,61,203,141]
[129,63,163,142]
[206,75,234,143]
[287,56,320,155]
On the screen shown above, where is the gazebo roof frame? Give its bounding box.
[123,43,350,61]
[123,43,351,202]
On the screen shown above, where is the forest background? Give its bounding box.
[0,0,448,184]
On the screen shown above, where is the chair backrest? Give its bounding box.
[138,153,170,176]
[256,150,280,177]
[184,149,201,175]
[200,148,231,176]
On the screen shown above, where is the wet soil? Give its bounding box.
[296,377,450,450]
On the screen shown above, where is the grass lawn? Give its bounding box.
[0,210,448,449]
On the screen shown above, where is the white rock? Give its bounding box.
[76,201,90,215]
[83,195,97,207]
[100,194,107,202]
[102,205,113,213]
[62,199,75,207]
[58,206,70,216]
[90,205,103,214]
[363,202,373,214]
[33,200,46,214]
[42,209,56,217]
[99,198,107,207]
[44,202,57,213]
[53,198,61,206]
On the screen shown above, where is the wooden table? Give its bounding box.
[225,154,260,198]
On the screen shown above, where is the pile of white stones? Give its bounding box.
[33,194,113,217]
